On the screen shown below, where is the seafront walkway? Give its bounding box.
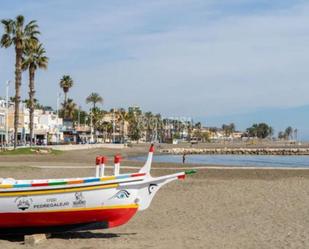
[49,143,124,151]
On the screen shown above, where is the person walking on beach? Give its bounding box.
[182,152,186,164]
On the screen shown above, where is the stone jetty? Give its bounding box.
[160,147,309,155]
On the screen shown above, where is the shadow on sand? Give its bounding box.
[51,231,137,240]
[0,231,136,242]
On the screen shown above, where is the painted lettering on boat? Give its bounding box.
[33,201,70,209]
[72,192,86,207]
[46,198,57,202]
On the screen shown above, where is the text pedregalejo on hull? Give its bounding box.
[0,145,196,234]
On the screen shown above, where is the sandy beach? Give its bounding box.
[0,146,309,249]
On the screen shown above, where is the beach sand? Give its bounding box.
[0,147,309,248]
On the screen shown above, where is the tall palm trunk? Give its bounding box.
[63,92,68,119]
[64,92,68,106]
[92,104,96,140]
[14,45,22,149]
[28,65,35,147]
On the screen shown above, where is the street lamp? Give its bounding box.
[56,92,62,144]
[113,108,116,144]
[90,110,94,143]
[5,80,10,146]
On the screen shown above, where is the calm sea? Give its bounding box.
[133,154,309,168]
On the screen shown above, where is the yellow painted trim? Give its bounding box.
[30,204,139,213]
[0,185,13,189]
[100,176,116,181]
[0,183,119,197]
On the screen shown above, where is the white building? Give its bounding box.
[6,102,63,145]
[23,109,63,144]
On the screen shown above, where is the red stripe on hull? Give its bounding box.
[0,208,137,229]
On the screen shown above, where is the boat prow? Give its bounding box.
[0,144,196,234]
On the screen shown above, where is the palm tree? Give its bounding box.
[59,75,74,105]
[86,93,103,110]
[86,93,103,140]
[22,43,48,146]
[1,15,40,148]
[117,108,127,143]
[23,98,41,109]
[285,126,293,140]
[62,98,76,120]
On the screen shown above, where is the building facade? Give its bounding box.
[7,103,63,145]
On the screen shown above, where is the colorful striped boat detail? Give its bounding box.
[100,176,116,181]
[0,173,146,189]
[0,183,119,197]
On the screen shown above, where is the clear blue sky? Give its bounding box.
[0,0,308,135]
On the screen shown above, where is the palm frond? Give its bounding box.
[22,42,49,71]
[0,33,12,47]
[1,19,14,34]
[15,15,25,27]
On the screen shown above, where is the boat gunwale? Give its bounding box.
[0,177,145,196]
[0,173,146,191]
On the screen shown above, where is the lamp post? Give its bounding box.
[5,80,10,146]
[112,108,116,144]
[56,92,61,144]
[90,110,94,143]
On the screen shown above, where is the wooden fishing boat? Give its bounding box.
[0,145,195,234]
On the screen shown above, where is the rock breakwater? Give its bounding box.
[160,148,309,155]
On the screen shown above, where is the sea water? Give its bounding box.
[132,154,309,168]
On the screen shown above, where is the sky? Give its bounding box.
[0,0,308,136]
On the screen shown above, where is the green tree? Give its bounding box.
[59,75,73,105]
[1,15,40,148]
[195,122,202,129]
[154,114,164,143]
[144,111,155,142]
[247,123,273,139]
[127,106,143,142]
[23,98,49,110]
[22,43,48,146]
[86,93,103,136]
[284,126,293,140]
[72,109,88,126]
[222,123,235,137]
[115,108,128,143]
[91,107,104,130]
[62,98,76,120]
[278,131,285,140]
[86,93,103,110]
[42,106,53,112]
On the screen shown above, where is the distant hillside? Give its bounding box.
[198,105,309,141]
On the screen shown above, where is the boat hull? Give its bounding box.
[0,183,141,233]
[0,205,138,234]
[0,205,138,228]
